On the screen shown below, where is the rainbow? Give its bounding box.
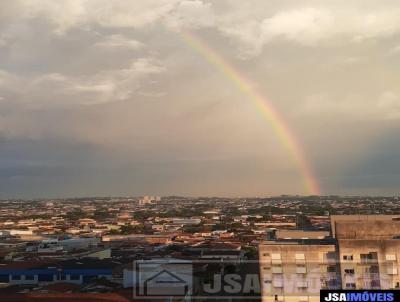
[180,32,320,195]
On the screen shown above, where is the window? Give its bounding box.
[11,275,21,280]
[69,275,80,280]
[296,266,307,274]
[326,252,336,261]
[38,274,54,282]
[360,252,378,263]
[386,254,397,261]
[272,266,283,274]
[371,280,380,288]
[295,254,305,260]
[345,283,356,289]
[370,266,379,274]
[263,253,270,257]
[344,269,355,275]
[25,275,35,280]
[0,275,8,283]
[395,282,400,289]
[343,255,353,261]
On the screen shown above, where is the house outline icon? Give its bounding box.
[144,269,188,296]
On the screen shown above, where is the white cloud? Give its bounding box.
[18,0,87,34]
[215,5,400,55]
[165,0,215,29]
[94,34,144,50]
[297,91,400,121]
[130,58,165,74]
[378,91,400,107]
[5,1,400,55]
[13,0,180,33]
[72,83,115,94]
[12,0,215,33]
[378,91,400,119]
[0,57,166,107]
[260,8,334,46]
[388,44,400,55]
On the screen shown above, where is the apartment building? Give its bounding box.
[260,240,340,302]
[259,215,400,302]
[335,218,400,290]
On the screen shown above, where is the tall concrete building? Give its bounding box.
[260,241,340,302]
[259,215,400,302]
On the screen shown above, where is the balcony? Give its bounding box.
[358,259,378,265]
[359,253,378,265]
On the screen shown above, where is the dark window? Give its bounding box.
[83,276,95,283]
[11,275,21,280]
[38,274,54,282]
[344,269,355,275]
[25,275,35,280]
[0,275,8,282]
[346,283,356,289]
[360,253,378,263]
[327,279,339,287]
[371,280,381,288]
[370,266,379,274]
[69,275,80,280]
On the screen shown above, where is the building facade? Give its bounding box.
[259,215,400,302]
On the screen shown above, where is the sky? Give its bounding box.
[1,0,400,198]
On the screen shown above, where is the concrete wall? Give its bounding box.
[335,220,400,240]
[330,215,400,238]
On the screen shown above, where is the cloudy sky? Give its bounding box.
[1,0,400,198]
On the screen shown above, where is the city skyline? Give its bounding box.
[1,1,400,198]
